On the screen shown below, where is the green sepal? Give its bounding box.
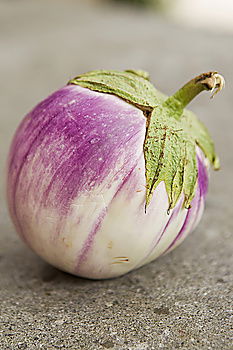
[144,106,198,210]
[181,110,220,170]
[68,69,160,111]
[68,69,223,211]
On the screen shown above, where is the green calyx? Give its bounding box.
[68,70,224,211]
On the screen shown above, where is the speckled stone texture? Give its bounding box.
[0,0,232,349]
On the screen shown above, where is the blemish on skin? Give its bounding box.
[136,189,142,192]
[107,241,113,249]
[62,237,72,248]
[46,216,57,223]
[68,99,76,105]
[111,257,129,264]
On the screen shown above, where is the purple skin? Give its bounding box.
[7,85,209,278]
[8,86,144,235]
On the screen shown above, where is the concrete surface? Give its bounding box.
[0,1,232,349]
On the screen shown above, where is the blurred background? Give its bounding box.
[114,0,233,33]
[0,0,232,349]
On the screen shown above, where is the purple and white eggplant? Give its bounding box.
[7,70,224,279]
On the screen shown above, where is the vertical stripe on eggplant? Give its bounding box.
[134,199,183,269]
[164,184,201,254]
[75,208,107,269]
[197,153,209,197]
[74,161,140,273]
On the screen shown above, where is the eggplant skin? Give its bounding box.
[7,85,208,279]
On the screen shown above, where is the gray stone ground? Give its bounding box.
[0,1,232,349]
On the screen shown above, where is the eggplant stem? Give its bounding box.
[164,72,225,118]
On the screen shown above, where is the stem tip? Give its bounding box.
[195,72,225,98]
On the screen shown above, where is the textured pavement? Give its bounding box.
[0,1,232,349]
